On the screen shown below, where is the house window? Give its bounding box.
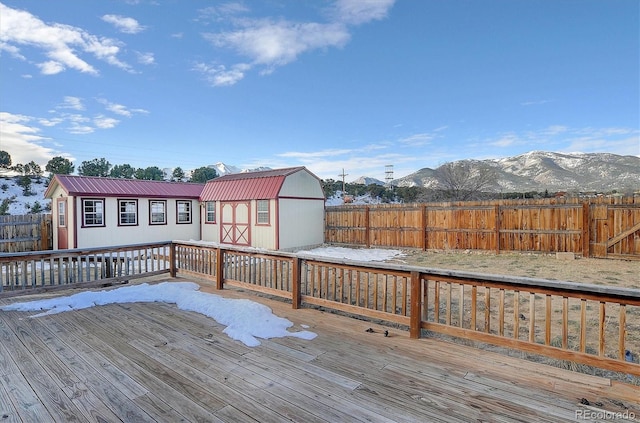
[118,199,138,226]
[82,198,104,227]
[57,200,66,227]
[256,200,270,225]
[205,201,216,223]
[149,200,166,225]
[177,200,192,224]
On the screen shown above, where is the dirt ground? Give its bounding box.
[393,250,639,288]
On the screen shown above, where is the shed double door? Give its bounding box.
[220,201,250,246]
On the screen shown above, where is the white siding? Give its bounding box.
[279,170,324,198]
[201,201,220,244]
[277,198,324,250]
[74,197,200,248]
[251,199,277,249]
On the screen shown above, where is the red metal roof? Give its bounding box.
[200,166,306,201]
[45,175,204,199]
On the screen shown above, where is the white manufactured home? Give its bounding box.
[45,175,204,249]
[199,167,325,250]
[45,167,325,251]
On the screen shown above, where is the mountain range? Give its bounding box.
[352,151,640,193]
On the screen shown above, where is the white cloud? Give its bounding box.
[101,14,146,34]
[399,133,435,146]
[136,51,155,65]
[482,126,640,157]
[38,117,64,127]
[58,96,85,111]
[0,112,61,168]
[563,129,640,156]
[205,20,350,69]
[331,0,396,25]
[198,3,250,22]
[490,133,519,147]
[94,116,119,129]
[199,0,395,86]
[38,60,66,75]
[0,3,131,75]
[279,148,355,159]
[97,98,149,117]
[520,99,553,106]
[193,62,250,87]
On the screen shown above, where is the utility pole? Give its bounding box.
[338,168,348,197]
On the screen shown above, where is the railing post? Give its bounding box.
[292,257,302,309]
[215,247,224,290]
[169,243,176,278]
[410,271,422,339]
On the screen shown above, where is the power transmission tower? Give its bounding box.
[385,165,394,185]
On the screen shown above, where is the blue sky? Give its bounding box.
[1,0,638,182]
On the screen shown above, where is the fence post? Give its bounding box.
[365,206,370,248]
[215,247,224,290]
[422,204,427,251]
[494,204,501,255]
[582,202,591,258]
[292,256,302,309]
[410,271,422,339]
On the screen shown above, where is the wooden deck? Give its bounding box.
[0,279,638,423]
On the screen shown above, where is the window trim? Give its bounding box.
[256,199,271,226]
[81,198,105,228]
[118,199,138,226]
[176,200,192,224]
[205,201,216,224]
[149,200,167,225]
[57,199,66,228]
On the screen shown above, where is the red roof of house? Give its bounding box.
[200,166,307,201]
[45,175,205,199]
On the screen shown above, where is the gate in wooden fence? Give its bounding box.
[325,196,640,259]
[0,214,52,252]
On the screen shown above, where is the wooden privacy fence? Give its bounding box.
[2,241,639,377]
[0,214,52,253]
[172,241,640,377]
[325,196,640,259]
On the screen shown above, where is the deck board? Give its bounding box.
[0,279,638,422]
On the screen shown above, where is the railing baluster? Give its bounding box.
[599,301,606,357]
[529,293,536,343]
[619,305,626,361]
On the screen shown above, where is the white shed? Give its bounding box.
[45,175,204,250]
[199,167,325,250]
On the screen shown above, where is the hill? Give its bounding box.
[0,176,50,215]
[393,151,640,193]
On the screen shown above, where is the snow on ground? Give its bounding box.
[1,281,317,347]
[0,176,50,214]
[297,246,405,262]
[0,246,404,347]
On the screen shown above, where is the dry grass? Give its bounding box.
[398,249,638,288]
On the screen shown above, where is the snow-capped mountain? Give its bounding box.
[207,162,272,176]
[351,176,385,186]
[393,151,640,193]
[209,162,242,176]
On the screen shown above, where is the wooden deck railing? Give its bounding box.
[0,242,172,296]
[173,241,640,377]
[2,241,638,377]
